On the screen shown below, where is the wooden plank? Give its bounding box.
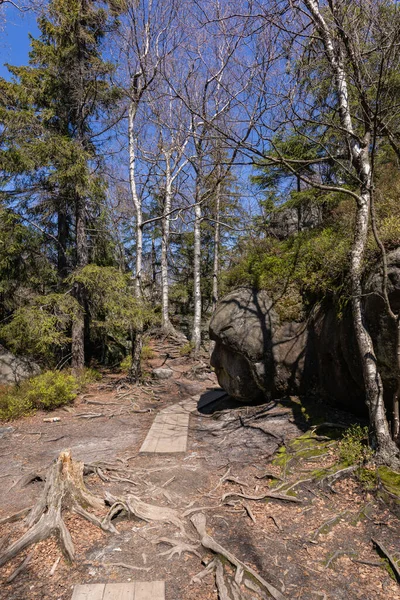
[140,406,189,453]
[103,582,136,600]
[71,584,105,600]
[134,581,165,600]
[155,413,189,453]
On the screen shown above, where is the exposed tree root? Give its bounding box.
[318,465,357,492]
[104,491,185,532]
[372,537,400,583]
[0,450,112,569]
[222,491,301,504]
[5,550,34,584]
[156,537,201,559]
[0,507,32,526]
[191,512,286,600]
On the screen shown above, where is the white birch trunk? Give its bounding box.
[192,193,202,353]
[161,151,173,332]
[128,100,143,380]
[128,101,142,300]
[304,0,399,463]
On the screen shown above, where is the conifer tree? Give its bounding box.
[0,0,117,370]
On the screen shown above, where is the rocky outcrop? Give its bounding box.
[268,203,323,240]
[0,345,40,385]
[210,249,400,414]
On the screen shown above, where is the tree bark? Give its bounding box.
[161,152,173,333]
[57,198,68,280]
[192,193,202,353]
[128,100,143,380]
[71,194,88,373]
[212,179,221,313]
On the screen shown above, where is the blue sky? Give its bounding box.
[0,4,40,79]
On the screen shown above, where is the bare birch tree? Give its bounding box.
[115,0,181,377]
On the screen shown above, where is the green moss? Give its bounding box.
[378,467,400,501]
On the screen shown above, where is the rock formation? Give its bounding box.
[210,249,400,415]
[0,345,40,385]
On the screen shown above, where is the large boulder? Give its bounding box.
[209,288,315,401]
[210,250,400,414]
[0,345,40,385]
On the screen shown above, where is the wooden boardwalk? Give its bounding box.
[71,581,165,600]
[139,403,190,453]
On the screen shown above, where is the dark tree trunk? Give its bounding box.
[57,200,68,280]
[71,195,88,373]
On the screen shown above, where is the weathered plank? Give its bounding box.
[134,581,165,600]
[103,582,136,600]
[71,581,165,600]
[71,584,105,600]
[140,406,189,453]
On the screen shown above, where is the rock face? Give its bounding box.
[268,204,323,240]
[0,345,40,385]
[210,249,400,414]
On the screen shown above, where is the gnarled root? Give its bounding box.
[191,512,286,600]
[0,450,109,569]
[103,491,185,532]
[156,537,201,559]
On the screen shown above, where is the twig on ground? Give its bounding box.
[50,556,60,576]
[102,562,151,572]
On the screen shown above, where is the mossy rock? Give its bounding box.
[378,466,400,509]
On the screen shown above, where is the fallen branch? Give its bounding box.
[191,512,286,600]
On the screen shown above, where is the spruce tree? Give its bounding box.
[0,0,117,370]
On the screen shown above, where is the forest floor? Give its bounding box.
[0,339,399,600]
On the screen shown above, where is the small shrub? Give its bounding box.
[120,355,132,372]
[22,370,77,410]
[78,367,102,387]
[339,424,373,467]
[179,342,194,356]
[141,345,155,361]
[0,370,78,419]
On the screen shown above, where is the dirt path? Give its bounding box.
[0,348,399,600]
